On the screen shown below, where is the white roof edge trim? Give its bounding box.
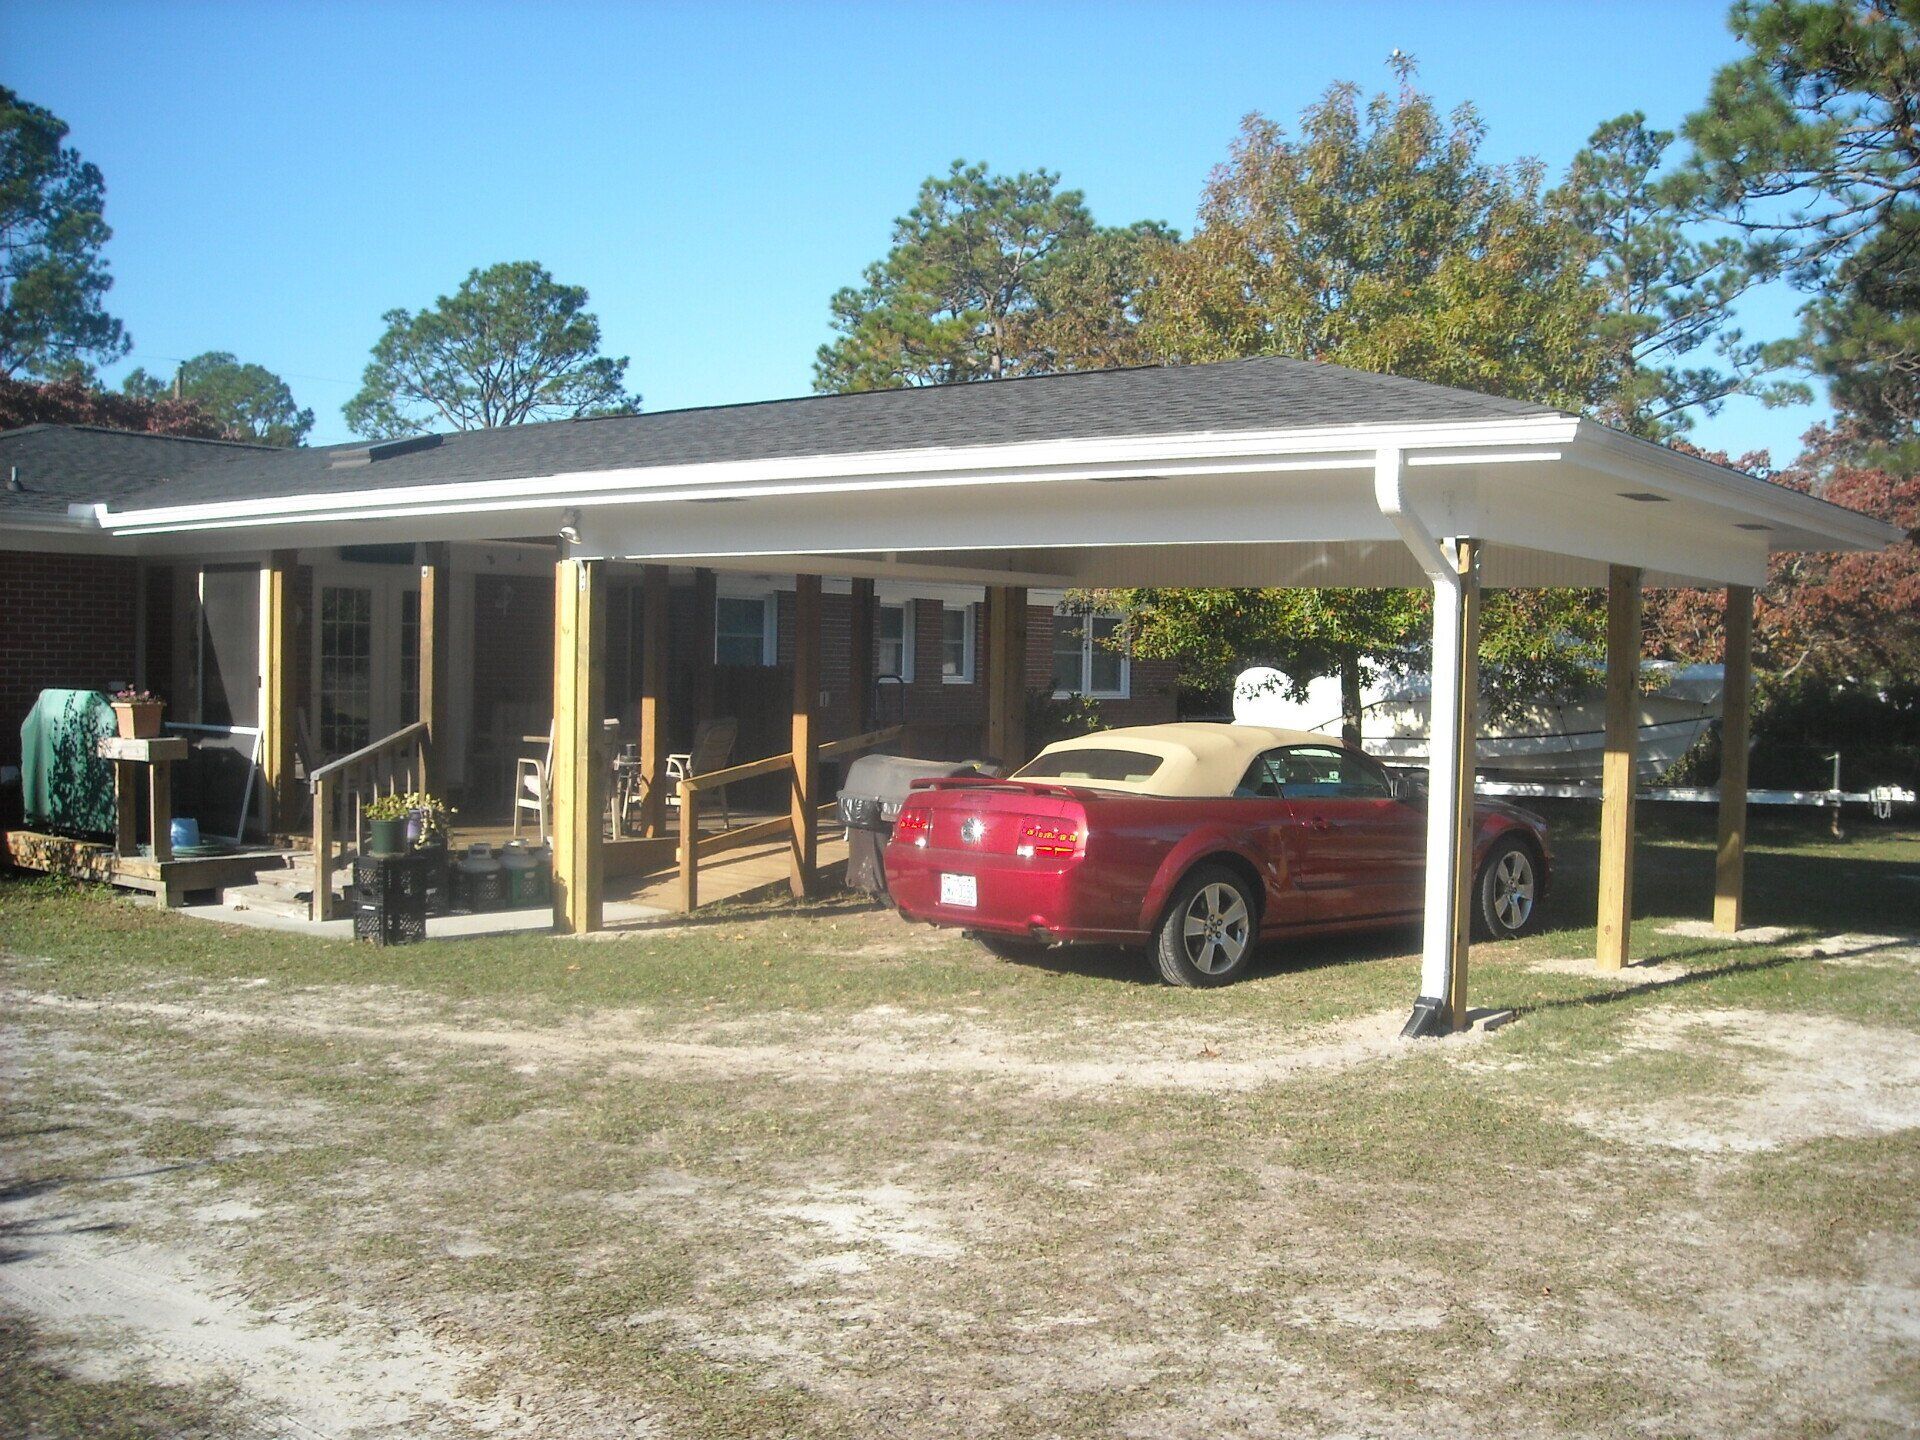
[1570,421,1902,548]
[94,415,1581,532]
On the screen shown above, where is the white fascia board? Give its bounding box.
[1570,422,1902,551]
[93,415,1580,534]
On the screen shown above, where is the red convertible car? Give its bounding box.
[886,724,1551,987]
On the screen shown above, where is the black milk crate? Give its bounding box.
[353,853,432,946]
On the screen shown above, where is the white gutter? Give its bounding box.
[1374,446,1468,1033]
[93,416,1581,535]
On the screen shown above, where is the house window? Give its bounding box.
[941,604,974,683]
[1052,613,1130,699]
[876,602,914,680]
[715,595,773,666]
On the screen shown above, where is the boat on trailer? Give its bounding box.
[1231,663,1725,783]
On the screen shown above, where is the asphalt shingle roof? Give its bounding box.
[0,425,275,518]
[1,357,1561,518]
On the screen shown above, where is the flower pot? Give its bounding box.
[112,700,164,739]
[367,815,408,856]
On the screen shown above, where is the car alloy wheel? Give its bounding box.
[1492,849,1535,931]
[1182,881,1251,976]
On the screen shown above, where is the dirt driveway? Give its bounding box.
[5,821,1920,1438]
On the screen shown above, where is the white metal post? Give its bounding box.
[1374,448,1471,1035]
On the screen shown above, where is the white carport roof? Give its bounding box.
[29,356,1897,583]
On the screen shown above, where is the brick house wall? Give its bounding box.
[1,550,140,770]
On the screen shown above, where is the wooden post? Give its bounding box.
[1596,564,1643,971]
[850,578,876,733]
[790,573,821,899]
[261,549,300,836]
[1714,584,1754,934]
[985,586,1028,769]
[678,779,699,912]
[692,567,717,727]
[1447,539,1481,1030]
[637,564,670,837]
[149,760,173,863]
[550,557,606,935]
[419,542,451,773]
[113,760,139,858]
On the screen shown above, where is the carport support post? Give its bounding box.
[419,542,451,782]
[1596,565,1644,971]
[1714,585,1753,934]
[1373,447,1477,1036]
[850,578,876,732]
[551,557,606,935]
[985,585,1028,768]
[791,573,822,899]
[637,564,670,837]
[1446,539,1482,1030]
[260,549,300,837]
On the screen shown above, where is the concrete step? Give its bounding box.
[222,881,315,921]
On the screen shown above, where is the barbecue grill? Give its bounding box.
[839,753,1000,899]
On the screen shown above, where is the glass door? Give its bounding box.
[312,565,421,762]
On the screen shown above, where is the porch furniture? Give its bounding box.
[514,730,552,841]
[666,717,739,828]
[99,734,189,863]
[611,746,645,835]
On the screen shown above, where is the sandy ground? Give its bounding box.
[6,915,1920,1437]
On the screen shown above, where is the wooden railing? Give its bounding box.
[676,724,903,912]
[309,722,430,921]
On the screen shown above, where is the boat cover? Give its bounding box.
[20,689,117,836]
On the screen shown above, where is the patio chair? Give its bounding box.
[514,728,552,841]
[665,716,738,828]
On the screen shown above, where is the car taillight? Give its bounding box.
[895,807,932,847]
[1017,817,1080,859]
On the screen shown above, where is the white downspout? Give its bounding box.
[1374,447,1463,1034]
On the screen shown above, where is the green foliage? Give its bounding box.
[1144,61,1608,412]
[814,160,1171,391]
[344,261,638,438]
[122,351,313,445]
[1678,0,1920,442]
[1554,112,1798,437]
[1025,689,1106,751]
[0,85,128,379]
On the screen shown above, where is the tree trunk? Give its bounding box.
[1340,652,1363,749]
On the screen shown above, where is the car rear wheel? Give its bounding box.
[1154,865,1258,988]
[1475,840,1541,940]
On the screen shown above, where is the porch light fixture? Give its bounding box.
[558,508,582,545]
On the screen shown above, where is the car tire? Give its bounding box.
[974,933,1050,962]
[1475,840,1541,941]
[1153,864,1259,988]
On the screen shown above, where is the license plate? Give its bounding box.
[940,872,978,908]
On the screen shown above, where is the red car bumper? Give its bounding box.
[886,843,1142,942]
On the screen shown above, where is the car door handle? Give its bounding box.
[1306,815,1332,832]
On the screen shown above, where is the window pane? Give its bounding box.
[876,605,905,677]
[715,597,766,665]
[1051,616,1086,693]
[942,606,969,678]
[1089,645,1124,695]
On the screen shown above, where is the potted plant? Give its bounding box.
[110,688,166,739]
[363,792,413,856]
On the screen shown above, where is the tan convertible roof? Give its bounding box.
[1016,722,1336,797]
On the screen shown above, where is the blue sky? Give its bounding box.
[6,1,1819,458]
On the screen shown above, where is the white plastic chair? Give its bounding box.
[514,729,552,841]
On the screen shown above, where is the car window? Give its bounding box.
[1235,754,1287,798]
[1019,747,1165,785]
[1271,746,1391,800]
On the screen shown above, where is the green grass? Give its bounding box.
[3,807,1918,1438]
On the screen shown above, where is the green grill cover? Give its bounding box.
[20,689,118,837]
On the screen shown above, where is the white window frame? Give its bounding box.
[940,602,975,684]
[876,600,915,682]
[714,592,776,667]
[1051,610,1131,700]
